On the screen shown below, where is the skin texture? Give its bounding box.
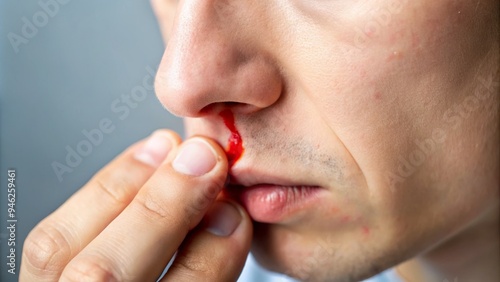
[152,0,499,281]
[19,1,498,282]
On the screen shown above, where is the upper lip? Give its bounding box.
[228,165,319,188]
[209,129,319,188]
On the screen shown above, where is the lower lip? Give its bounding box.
[227,185,322,223]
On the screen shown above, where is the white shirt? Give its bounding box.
[158,253,402,282]
[238,254,403,282]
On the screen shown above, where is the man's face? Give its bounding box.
[153,0,499,281]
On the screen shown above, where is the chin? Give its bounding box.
[248,221,413,282]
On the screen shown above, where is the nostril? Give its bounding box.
[199,103,221,116]
[200,102,263,116]
[224,102,241,107]
[221,102,245,113]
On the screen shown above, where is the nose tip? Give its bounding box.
[155,65,216,117]
[154,0,283,118]
[155,57,283,117]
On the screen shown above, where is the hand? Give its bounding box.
[20,130,253,281]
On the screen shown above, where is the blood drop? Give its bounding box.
[219,109,244,168]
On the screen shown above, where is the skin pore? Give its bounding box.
[152,0,499,281]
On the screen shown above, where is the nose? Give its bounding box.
[155,0,282,117]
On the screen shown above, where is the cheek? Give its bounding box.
[302,0,481,153]
[279,0,489,221]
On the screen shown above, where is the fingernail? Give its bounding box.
[173,139,217,176]
[205,201,242,237]
[134,131,173,167]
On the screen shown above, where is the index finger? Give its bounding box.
[20,130,181,282]
[60,137,229,282]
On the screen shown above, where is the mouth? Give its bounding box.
[224,169,324,223]
[216,109,323,223]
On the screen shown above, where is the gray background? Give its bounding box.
[0,1,183,280]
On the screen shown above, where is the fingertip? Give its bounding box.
[186,136,228,165]
[172,138,218,176]
[204,201,242,237]
[133,130,182,167]
[203,199,253,253]
[170,137,228,177]
[161,200,252,282]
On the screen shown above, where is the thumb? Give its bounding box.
[160,200,253,282]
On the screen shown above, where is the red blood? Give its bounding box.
[219,109,244,168]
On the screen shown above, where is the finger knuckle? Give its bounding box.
[174,251,224,279]
[23,224,72,273]
[62,257,121,282]
[133,192,176,222]
[92,151,156,206]
[93,176,134,207]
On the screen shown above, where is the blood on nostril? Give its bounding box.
[219,109,244,168]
